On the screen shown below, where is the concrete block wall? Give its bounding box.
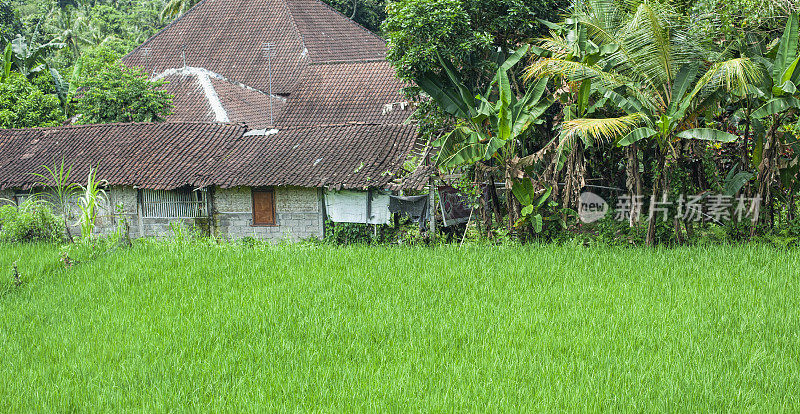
[214,186,324,241]
[0,185,325,241]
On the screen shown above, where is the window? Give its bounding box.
[252,188,276,226]
[140,188,208,218]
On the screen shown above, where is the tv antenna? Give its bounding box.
[181,44,187,69]
[140,47,153,76]
[261,42,276,126]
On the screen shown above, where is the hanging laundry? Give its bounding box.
[324,190,391,224]
[438,186,472,226]
[389,195,429,230]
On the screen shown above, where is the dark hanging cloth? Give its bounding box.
[389,195,429,231]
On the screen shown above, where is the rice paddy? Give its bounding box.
[0,241,798,411]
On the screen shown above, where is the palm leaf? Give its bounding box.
[561,113,645,145]
[773,12,799,86]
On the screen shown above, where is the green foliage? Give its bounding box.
[9,34,65,77]
[384,0,489,83]
[73,63,173,123]
[160,0,199,20]
[419,45,552,168]
[31,158,81,242]
[384,0,566,85]
[77,168,107,239]
[0,0,21,41]
[0,198,65,243]
[322,0,386,33]
[323,220,400,245]
[0,71,64,128]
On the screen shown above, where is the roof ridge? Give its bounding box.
[308,59,388,66]
[275,122,416,131]
[0,122,248,132]
[282,0,308,58]
[284,0,387,64]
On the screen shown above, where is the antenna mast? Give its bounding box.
[181,44,187,69]
[141,47,152,76]
[261,42,276,127]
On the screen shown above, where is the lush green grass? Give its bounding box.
[0,241,798,411]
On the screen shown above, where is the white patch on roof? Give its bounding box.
[152,67,287,101]
[196,70,229,123]
[382,101,410,115]
[151,67,288,124]
[243,128,280,137]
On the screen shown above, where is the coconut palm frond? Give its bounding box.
[525,58,631,88]
[707,58,763,95]
[690,57,763,100]
[561,113,647,146]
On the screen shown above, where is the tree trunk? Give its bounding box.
[562,144,586,211]
[752,116,781,237]
[625,143,643,227]
[488,177,503,227]
[646,149,669,246]
[505,164,520,233]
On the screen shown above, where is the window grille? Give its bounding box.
[140,188,209,218]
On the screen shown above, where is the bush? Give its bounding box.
[323,221,405,245]
[0,200,65,244]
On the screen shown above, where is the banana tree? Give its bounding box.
[527,0,760,245]
[415,44,553,231]
[531,16,622,210]
[10,34,65,78]
[742,13,800,233]
[49,56,83,115]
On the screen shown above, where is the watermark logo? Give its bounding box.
[579,192,609,223]
[576,190,761,224]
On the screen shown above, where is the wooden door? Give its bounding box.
[252,189,275,225]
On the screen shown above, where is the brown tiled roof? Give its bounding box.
[158,68,286,129]
[123,0,387,96]
[0,123,247,191]
[0,122,419,191]
[275,61,411,128]
[223,123,419,190]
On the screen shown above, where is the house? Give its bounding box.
[0,0,429,240]
[0,122,417,240]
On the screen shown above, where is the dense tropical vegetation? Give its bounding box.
[385,0,800,246]
[2,0,800,245]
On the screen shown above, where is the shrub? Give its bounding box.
[0,200,65,244]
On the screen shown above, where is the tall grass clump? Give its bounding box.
[31,159,80,243]
[0,198,64,244]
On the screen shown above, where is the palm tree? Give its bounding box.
[526,0,760,245]
[738,13,800,234]
[160,0,201,21]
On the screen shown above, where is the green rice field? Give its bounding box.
[0,242,798,411]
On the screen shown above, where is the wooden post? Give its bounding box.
[429,176,436,240]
